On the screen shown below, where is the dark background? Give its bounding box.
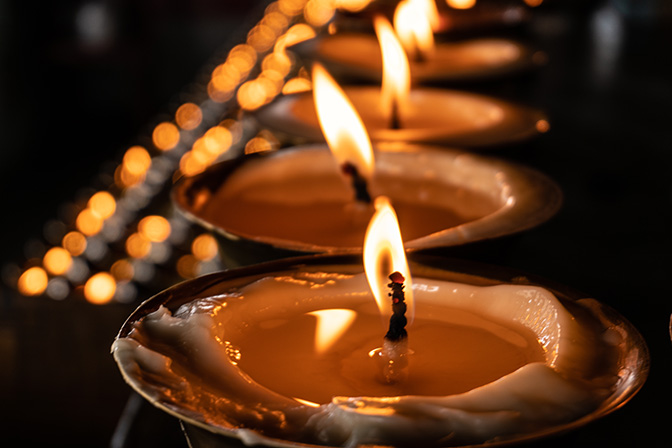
[0,0,671,447]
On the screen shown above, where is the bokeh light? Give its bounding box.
[43,247,72,276]
[84,272,116,305]
[175,102,203,130]
[62,231,87,256]
[138,215,171,243]
[88,191,116,220]
[76,208,104,236]
[191,234,218,261]
[152,122,180,151]
[17,266,48,296]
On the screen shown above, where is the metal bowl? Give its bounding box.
[112,253,650,448]
[171,144,562,267]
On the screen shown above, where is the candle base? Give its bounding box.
[369,338,413,385]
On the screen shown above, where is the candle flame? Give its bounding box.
[363,196,414,323]
[312,63,374,179]
[374,15,411,126]
[308,309,357,354]
[393,0,436,60]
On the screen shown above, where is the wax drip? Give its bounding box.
[370,271,411,384]
[341,162,372,203]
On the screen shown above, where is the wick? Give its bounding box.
[341,162,372,204]
[370,271,411,385]
[385,271,408,342]
[390,98,401,130]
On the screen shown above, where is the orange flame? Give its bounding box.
[363,196,414,322]
[312,63,374,179]
[374,15,411,126]
[308,309,357,354]
[393,0,436,60]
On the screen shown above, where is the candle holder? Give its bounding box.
[252,87,547,149]
[289,33,540,85]
[112,253,649,448]
[171,144,562,267]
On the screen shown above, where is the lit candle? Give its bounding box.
[255,19,548,148]
[174,66,560,267]
[113,248,647,446]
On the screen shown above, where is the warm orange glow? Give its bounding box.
[312,63,374,179]
[125,232,151,259]
[524,0,544,6]
[115,165,145,188]
[177,254,199,279]
[138,215,171,243]
[363,196,414,321]
[203,126,233,156]
[304,0,335,26]
[446,0,476,10]
[62,231,87,256]
[308,309,357,354]
[247,24,276,52]
[179,151,208,177]
[122,146,151,175]
[238,80,268,110]
[43,247,72,276]
[84,272,116,305]
[262,52,292,77]
[275,23,316,51]
[110,259,134,281]
[282,76,312,94]
[152,122,180,151]
[334,0,373,12]
[394,0,435,60]
[191,234,218,261]
[374,16,411,125]
[175,103,203,130]
[245,136,274,154]
[278,0,306,16]
[88,191,116,220]
[262,11,290,35]
[536,119,551,133]
[17,266,48,296]
[76,209,103,236]
[211,63,242,93]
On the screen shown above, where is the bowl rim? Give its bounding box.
[113,252,650,448]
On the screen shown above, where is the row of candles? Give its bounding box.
[111,1,647,448]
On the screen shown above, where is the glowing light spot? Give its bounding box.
[283,77,312,94]
[138,215,171,243]
[179,151,208,177]
[238,80,268,110]
[207,80,235,103]
[125,232,151,259]
[84,272,116,305]
[304,0,336,26]
[43,247,72,276]
[123,146,151,175]
[175,103,203,130]
[446,0,476,9]
[110,259,134,281]
[278,0,306,16]
[262,11,290,34]
[62,231,87,256]
[17,267,48,296]
[88,191,116,220]
[177,254,199,279]
[524,0,543,6]
[203,126,233,156]
[76,209,103,236]
[536,119,550,133]
[308,309,357,354]
[335,0,373,12]
[247,24,276,52]
[228,44,257,74]
[245,136,275,154]
[262,52,293,77]
[211,62,242,93]
[152,122,180,151]
[191,234,218,261]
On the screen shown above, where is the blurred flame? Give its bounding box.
[393,0,435,60]
[175,103,203,130]
[363,196,414,321]
[446,0,476,10]
[308,309,357,354]
[84,272,116,305]
[152,122,180,151]
[43,247,72,276]
[374,16,410,125]
[312,63,374,179]
[17,267,48,296]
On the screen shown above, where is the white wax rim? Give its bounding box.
[112,271,619,447]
